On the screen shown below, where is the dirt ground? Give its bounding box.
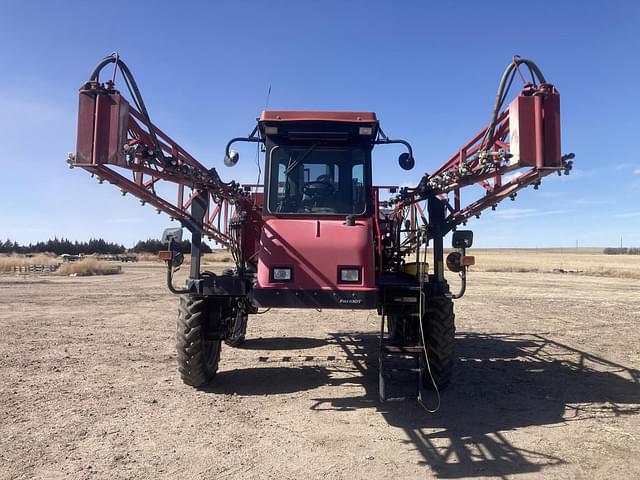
[1,260,639,479]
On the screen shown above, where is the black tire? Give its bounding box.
[420,295,455,390]
[224,311,248,347]
[176,295,222,387]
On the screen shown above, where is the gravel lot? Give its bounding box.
[1,261,639,479]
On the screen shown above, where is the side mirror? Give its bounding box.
[452,230,473,249]
[159,227,184,267]
[162,227,183,244]
[224,149,239,167]
[398,152,415,171]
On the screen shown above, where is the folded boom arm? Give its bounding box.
[69,55,255,256]
[393,57,573,230]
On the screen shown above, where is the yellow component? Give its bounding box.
[402,261,429,279]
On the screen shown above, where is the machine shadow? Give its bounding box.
[204,365,334,396]
[240,336,329,350]
[309,331,640,478]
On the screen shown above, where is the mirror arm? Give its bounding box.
[166,258,190,295]
[450,246,467,299]
[165,238,190,295]
[373,138,414,159]
[451,269,467,299]
[224,126,262,159]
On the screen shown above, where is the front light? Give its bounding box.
[339,268,361,283]
[272,267,292,281]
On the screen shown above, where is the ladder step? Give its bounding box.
[382,338,418,346]
[381,343,423,354]
[383,346,423,354]
[385,368,421,373]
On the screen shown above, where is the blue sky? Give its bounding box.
[1,0,639,248]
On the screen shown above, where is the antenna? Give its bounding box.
[255,85,272,186]
[264,85,272,111]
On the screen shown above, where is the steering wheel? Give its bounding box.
[303,180,335,196]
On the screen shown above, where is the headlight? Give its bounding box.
[339,267,361,283]
[272,267,292,281]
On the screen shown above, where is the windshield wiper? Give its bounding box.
[285,143,317,175]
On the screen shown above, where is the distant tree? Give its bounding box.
[0,238,125,255]
[603,247,639,255]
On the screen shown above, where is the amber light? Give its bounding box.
[461,256,475,266]
[158,250,173,261]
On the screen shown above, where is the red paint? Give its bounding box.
[256,218,376,291]
[259,111,377,124]
[76,83,129,167]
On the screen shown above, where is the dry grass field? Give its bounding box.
[0,250,638,479]
[0,254,56,272]
[56,258,122,276]
[471,248,640,279]
[0,255,122,276]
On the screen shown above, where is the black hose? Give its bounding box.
[89,54,166,164]
[450,269,466,299]
[482,57,548,149]
[166,261,190,295]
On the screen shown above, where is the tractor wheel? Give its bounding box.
[419,295,455,390]
[176,295,222,387]
[224,311,248,347]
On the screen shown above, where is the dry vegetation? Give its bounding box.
[470,248,640,280]
[202,250,234,264]
[0,253,56,272]
[56,258,122,276]
[135,252,161,262]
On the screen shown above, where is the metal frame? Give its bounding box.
[72,82,254,252]
[394,84,572,228]
[71,58,572,308]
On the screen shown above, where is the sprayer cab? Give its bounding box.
[258,111,378,217]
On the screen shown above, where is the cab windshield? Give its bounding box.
[267,145,369,215]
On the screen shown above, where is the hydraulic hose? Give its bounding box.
[483,57,548,150]
[88,54,166,164]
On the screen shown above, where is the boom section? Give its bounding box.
[70,79,255,249]
[395,82,573,227]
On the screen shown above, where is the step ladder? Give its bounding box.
[377,271,444,403]
[379,326,418,402]
[377,280,429,402]
[379,312,441,407]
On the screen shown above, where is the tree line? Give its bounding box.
[1,238,125,255]
[1,237,211,255]
[603,247,640,255]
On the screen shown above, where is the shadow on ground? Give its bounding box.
[204,365,332,395]
[209,331,640,478]
[240,336,329,350]
[321,331,640,478]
